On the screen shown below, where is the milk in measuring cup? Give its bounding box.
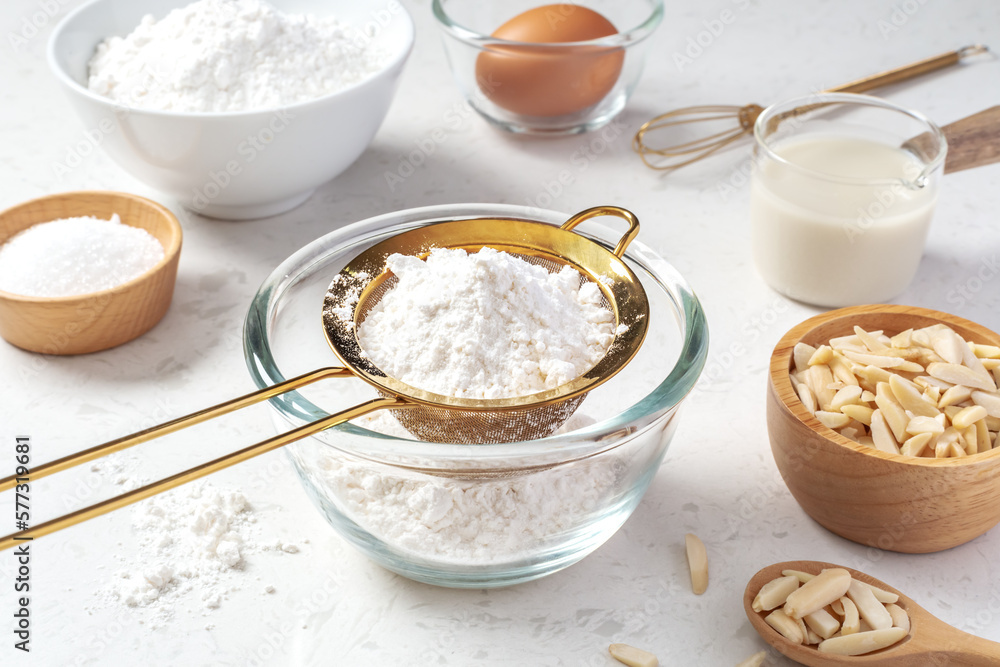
[751,134,938,307]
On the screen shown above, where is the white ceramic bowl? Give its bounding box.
[48,0,414,220]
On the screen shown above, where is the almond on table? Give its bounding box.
[684,533,709,595]
[609,643,658,667]
[790,323,1000,459]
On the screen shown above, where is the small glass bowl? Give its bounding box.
[432,0,663,135]
[244,204,707,588]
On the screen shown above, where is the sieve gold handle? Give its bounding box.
[0,367,410,551]
[561,206,640,258]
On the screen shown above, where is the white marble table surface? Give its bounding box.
[1,0,999,664]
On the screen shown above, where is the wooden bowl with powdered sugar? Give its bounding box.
[0,191,182,354]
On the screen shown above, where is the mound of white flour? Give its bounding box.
[90,466,300,627]
[356,247,617,399]
[88,0,389,112]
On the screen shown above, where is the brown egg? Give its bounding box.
[475,4,624,118]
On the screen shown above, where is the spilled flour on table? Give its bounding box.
[88,458,299,627]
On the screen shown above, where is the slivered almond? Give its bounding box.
[856,580,898,604]
[843,350,911,369]
[782,570,815,584]
[888,374,940,418]
[830,599,845,617]
[816,411,851,430]
[753,575,800,612]
[961,425,978,456]
[831,385,864,411]
[829,333,868,349]
[906,414,946,436]
[939,384,973,408]
[784,569,852,619]
[890,329,913,348]
[874,383,909,442]
[953,405,988,431]
[818,627,908,656]
[609,643,658,667]
[855,364,893,388]
[930,327,967,364]
[829,353,860,386]
[684,533,708,595]
[840,597,860,635]
[846,579,893,630]
[978,420,992,454]
[973,343,1000,359]
[765,609,804,644]
[734,651,766,667]
[962,343,995,382]
[793,342,818,372]
[854,326,889,353]
[885,603,910,632]
[841,404,874,426]
[805,365,836,412]
[900,432,933,457]
[916,375,953,391]
[809,345,834,365]
[804,608,841,640]
[928,362,997,392]
[972,390,1000,418]
[870,409,900,454]
[794,381,818,414]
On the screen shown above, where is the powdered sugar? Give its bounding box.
[88,0,390,113]
[89,458,299,627]
[356,247,617,399]
[310,422,621,564]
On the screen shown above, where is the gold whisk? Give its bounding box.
[633,45,990,171]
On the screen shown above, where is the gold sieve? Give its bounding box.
[0,206,648,550]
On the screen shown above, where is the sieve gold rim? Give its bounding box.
[322,208,650,412]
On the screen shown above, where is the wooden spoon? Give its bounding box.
[743,560,1000,666]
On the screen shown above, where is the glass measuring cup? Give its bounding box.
[750,93,947,307]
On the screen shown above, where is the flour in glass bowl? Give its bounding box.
[87,0,391,113]
[314,247,630,563]
[312,434,622,564]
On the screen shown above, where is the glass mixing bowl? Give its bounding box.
[244,204,708,587]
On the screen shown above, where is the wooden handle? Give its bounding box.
[919,627,1000,666]
[943,105,1000,173]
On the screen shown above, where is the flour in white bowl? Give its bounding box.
[88,0,390,112]
[355,247,618,399]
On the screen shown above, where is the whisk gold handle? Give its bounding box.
[825,44,989,94]
[0,368,409,551]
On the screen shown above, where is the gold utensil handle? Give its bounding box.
[0,368,407,551]
[560,205,640,258]
[825,44,989,94]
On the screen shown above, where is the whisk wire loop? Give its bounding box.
[633,46,989,171]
